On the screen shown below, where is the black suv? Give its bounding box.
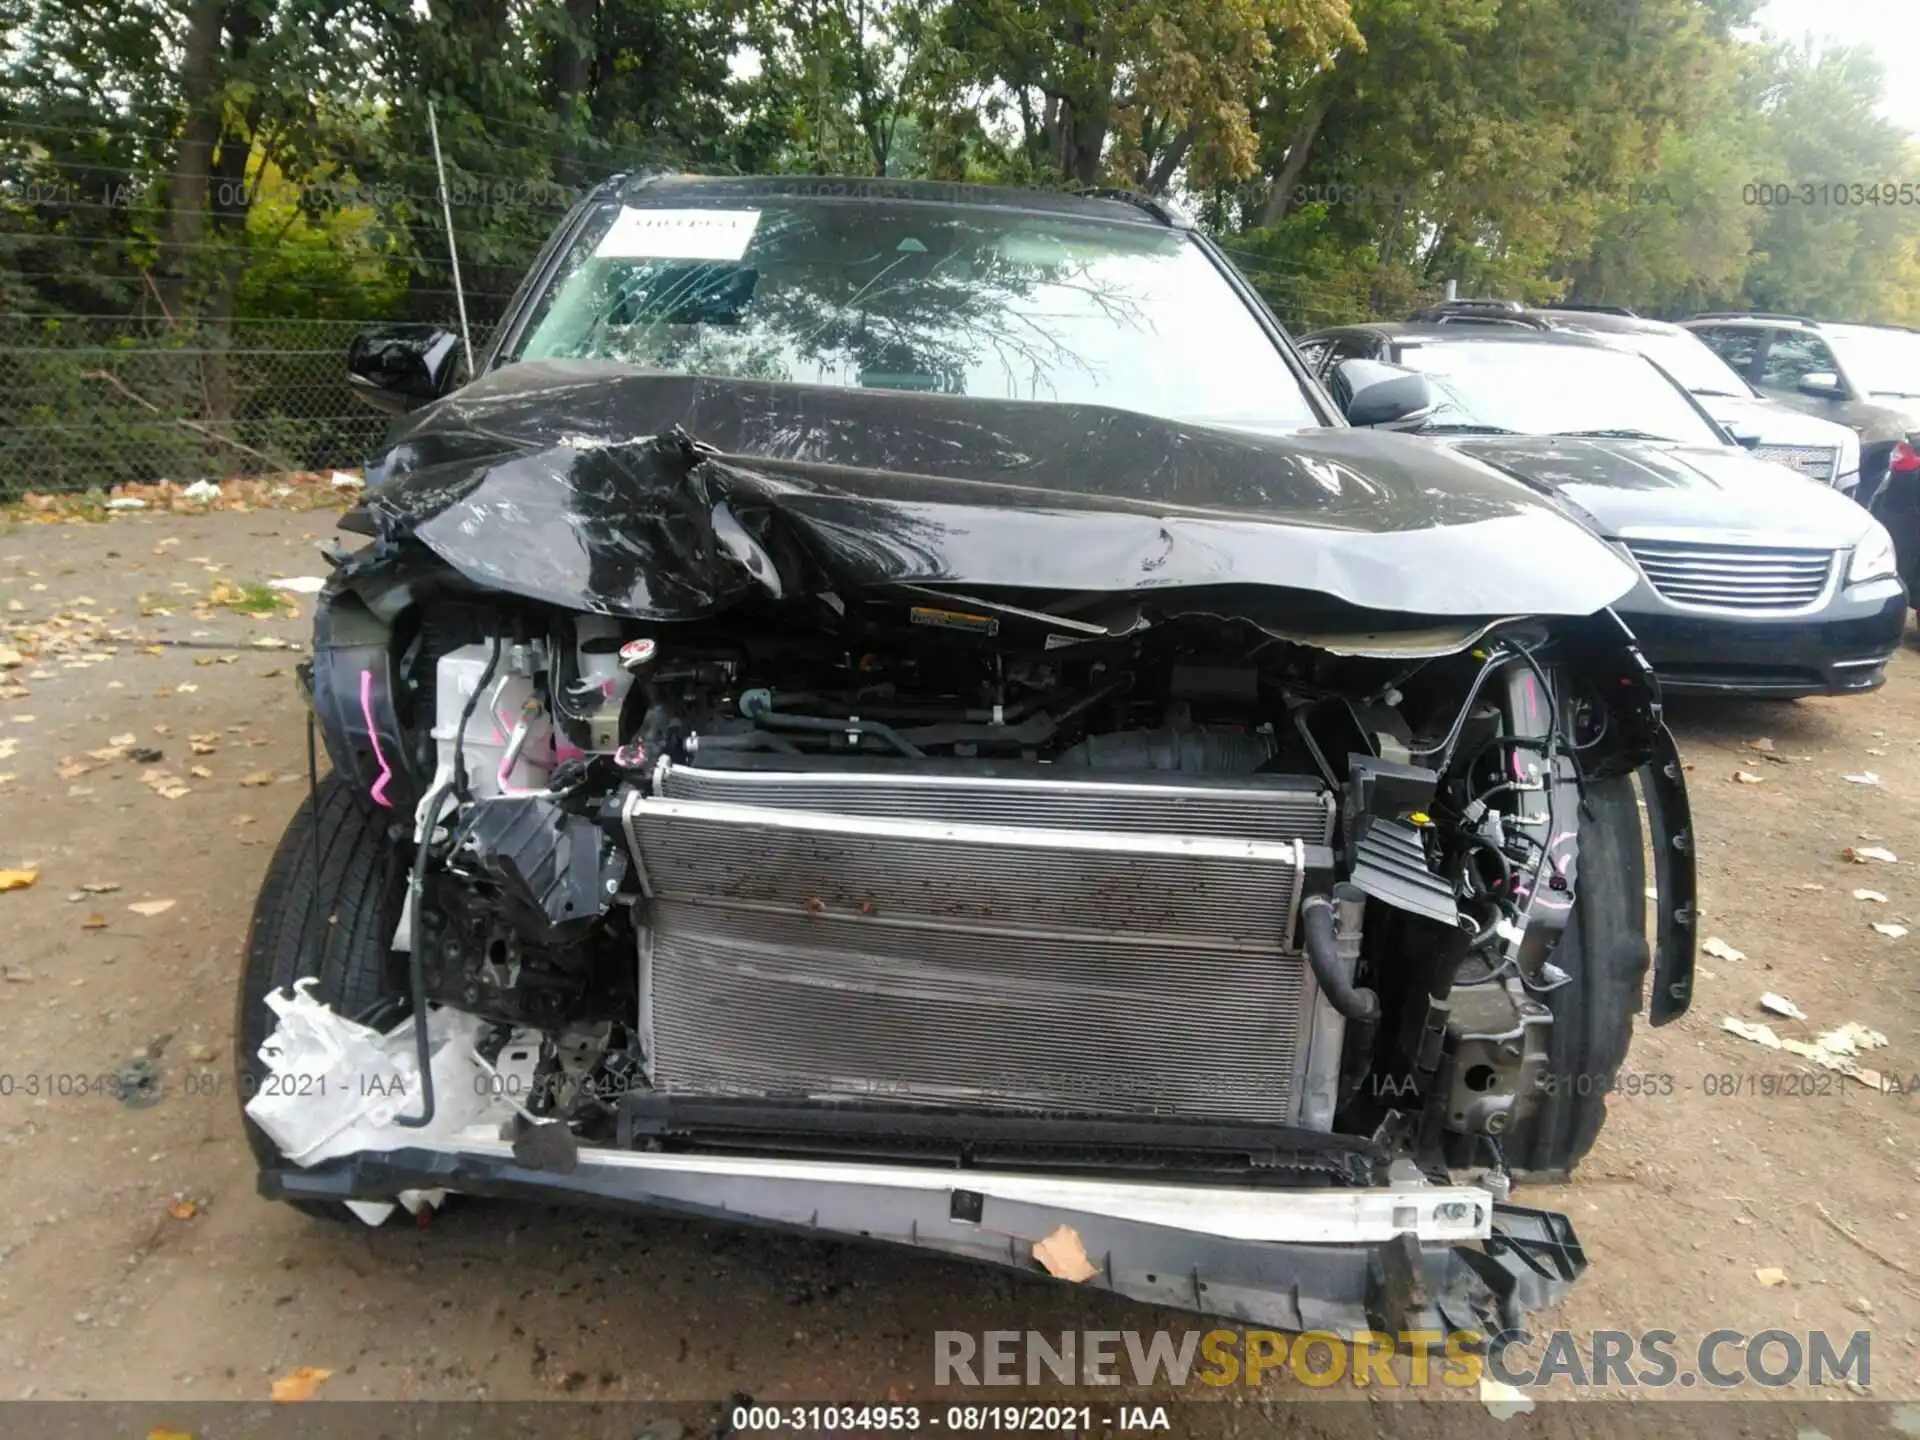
[1682,315,1920,500]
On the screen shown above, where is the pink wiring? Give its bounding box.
[359,668,395,809]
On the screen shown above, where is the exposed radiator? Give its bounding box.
[623,762,1336,1123]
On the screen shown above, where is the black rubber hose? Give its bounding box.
[1301,893,1381,1022]
[394,784,448,1130]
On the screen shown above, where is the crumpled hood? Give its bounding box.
[350,362,1637,620]
[1450,435,1876,548]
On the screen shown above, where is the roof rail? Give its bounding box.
[1082,187,1192,228]
[1409,304,1553,331]
[1686,311,1819,326]
[1422,297,1527,314]
[1546,303,1641,317]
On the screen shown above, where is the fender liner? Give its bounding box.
[1640,723,1696,1025]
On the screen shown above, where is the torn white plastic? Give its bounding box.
[181,479,221,502]
[245,978,505,1167]
[344,1188,449,1228]
[267,575,327,594]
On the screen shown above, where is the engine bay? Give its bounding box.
[295,578,1672,1186]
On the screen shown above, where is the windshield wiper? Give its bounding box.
[1415,422,1519,435]
[1555,428,1674,442]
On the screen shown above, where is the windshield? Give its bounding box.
[1394,340,1728,445]
[1604,330,1752,396]
[1824,325,1920,399]
[510,197,1320,432]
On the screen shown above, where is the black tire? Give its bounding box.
[235,771,409,1218]
[1509,774,1649,1181]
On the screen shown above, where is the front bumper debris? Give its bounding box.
[260,1142,1584,1339]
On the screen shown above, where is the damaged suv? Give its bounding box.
[239,177,1695,1339]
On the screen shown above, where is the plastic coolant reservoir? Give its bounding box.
[431,644,554,799]
[573,616,633,751]
[243,979,501,1167]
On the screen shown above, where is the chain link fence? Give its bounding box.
[0,314,481,499]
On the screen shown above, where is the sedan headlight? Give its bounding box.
[1847,520,1899,584]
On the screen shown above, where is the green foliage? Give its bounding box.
[1,0,1916,470]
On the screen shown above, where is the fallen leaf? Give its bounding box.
[55,756,93,780]
[1760,993,1807,1022]
[167,1199,198,1221]
[1479,1376,1535,1420]
[81,913,107,930]
[175,682,198,694]
[269,1366,333,1403]
[146,1428,196,1440]
[1844,845,1899,864]
[1755,1267,1788,1287]
[0,738,16,761]
[1796,882,1826,892]
[1702,936,1746,963]
[239,769,274,787]
[1816,1022,1887,1055]
[0,866,40,893]
[1871,922,1908,939]
[0,645,22,669]
[189,765,213,779]
[1732,771,1765,784]
[1723,1016,1782,1049]
[1844,772,1881,786]
[1750,736,1777,752]
[139,769,190,800]
[107,732,135,747]
[79,880,119,893]
[1031,1225,1100,1283]
[127,899,175,917]
[1852,889,1888,903]
[231,813,256,826]
[127,746,164,764]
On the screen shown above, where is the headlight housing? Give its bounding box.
[1847,520,1899,585]
[1836,430,1861,489]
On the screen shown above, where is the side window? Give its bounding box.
[1691,326,1765,380]
[1297,340,1332,375]
[1759,332,1842,394]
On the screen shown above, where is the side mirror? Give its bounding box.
[1797,370,1846,400]
[1728,427,1763,450]
[347,325,462,414]
[1332,358,1437,429]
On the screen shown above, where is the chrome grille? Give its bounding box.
[1753,443,1841,484]
[1626,541,1835,614]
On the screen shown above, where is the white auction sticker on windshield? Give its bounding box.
[594,207,761,261]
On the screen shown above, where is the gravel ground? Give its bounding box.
[0,508,1916,1430]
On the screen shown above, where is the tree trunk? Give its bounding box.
[552,0,597,184]
[1066,107,1106,186]
[1259,89,1331,227]
[164,0,227,315]
[1145,126,1193,195]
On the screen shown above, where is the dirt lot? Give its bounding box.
[1,508,1917,1428]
